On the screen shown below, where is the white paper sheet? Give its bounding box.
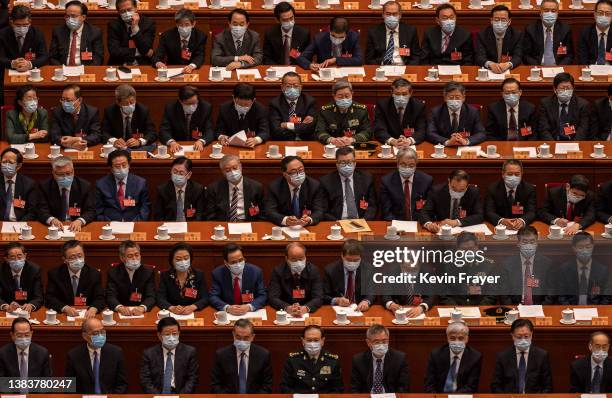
[437,65,462,75]
[588,65,612,76]
[236,69,262,79]
[173,145,195,157]
[437,307,481,318]
[380,66,406,76]
[487,71,507,80]
[581,394,606,398]
[118,312,146,319]
[8,70,30,76]
[285,146,309,156]
[328,0,340,4]
[228,130,249,147]
[228,222,253,235]
[371,394,396,398]
[198,0,207,6]
[281,226,310,238]
[541,67,565,78]
[518,304,545,317]
[160,222,188,234]
[62,65,85,77]
[10,144,26,153]
[436,226,463,236]
[220,0,237,6]
[573,308,599,321]
[287,312,310,322]
[391,220,418,233]
[226,308,268,321]
[461,224,493,236]
[267,66,296,76]
[294,395,319,398]
[109,221,135,234]
[513,147,537,158]
[448,395,473,398]
[59,226,76,239]
[392,145,416,155]
[117,68,141,80]
[332,303,363,317]
[67,309,87,321]
[1,222,28,233]
[335,67,366,77]
[554,142,580,154]
[167,68,184,78]
[208,68,232,79]
[169,312,195,320]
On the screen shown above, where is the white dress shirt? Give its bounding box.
[87,345,102,368]
[67,24,84,65]
[385,27,403,65]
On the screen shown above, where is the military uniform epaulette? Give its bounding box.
[324,352,339,359]
[352,103,366,109]
[289,351,303,357]
[321,104,335,110]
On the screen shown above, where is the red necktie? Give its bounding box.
[233,276,242,304]
[117,181,125,210]
[404,179,412,221]
[346,271,355,303]
[523,259,533,305]
[68,30,78,66]
[567,202,574,221]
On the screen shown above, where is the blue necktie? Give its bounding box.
[291,188,300,217]
[598,33,606,65]
[543,28,555,65]
[383,30,395,65]
[61,188,69,221]
[592,365,602,393]
[162,351,173,394]
[238,352,247,394]
[443,355,458,392]
[518,352,526,393]
[4,180,13,221]
[93,350,101,394]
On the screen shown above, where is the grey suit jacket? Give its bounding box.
[211,28,263,67]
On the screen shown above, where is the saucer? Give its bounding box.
[546,234,564,240]
[601,233,612,239]
[28,77,43,82]
[424,77,440,82]
[332,319,350,325]
[384,234,400,241]
[322,154,336,159]
[367,4,382,8]
[315,4,331,8]
[154,77,170,82]
[211,235,228,241]
[475,77,490,82]
[503,319,513,325]
[518,4,533,8]
[209,77,224,82]
[273,320,291,325]
[537,154,553,159]
[486,153,501,158]
[568,4,584,9]
[51,76,67,82]
[43,319,60,325]
[102,77,119,82]
[270,235,286,241]
[102,320,117,326]
[377,153,394,159]
[23,154,39,159]
[526,77,543,82]
[153,154,171,159]
[590,153,606,159]
[208,4,224,8]
[213,319,231,325]
[438,234,455,241]
[263,77,280,82]
[431,153,447,159]
[99,153,109,158]
[327,234,344,241]
[48,154,61,159]
[319,77,335,82]
[18,235,35,241]
[44,235,61,240]
[372,77,388,82]
[492,234,510,240]
[579,77,594,82]
[155,4,171,8]
[209,153,224,159]
[468,4,484,9]
[154,235,171,241]
[261,4,274,8]
[392,319,409,325]
[266,153,283,159]
[99,235,116,240]
[560,318,577,325]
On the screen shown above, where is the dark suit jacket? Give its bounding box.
[0,261,43,309]
[268,261,323,311]
[158,99,214,145]
[296,30,363,69]
[37,176,96,225]
[485,179,537,225]
[476,25,523,67]
[215,101,270,142]
[590,97,612,141]
[211,28,263,67]
[379,264,437,309]
[156,268,208,310]
[152,27,206,68]
[210,343,273,393]
[49,23,104,65]
[350,348,410,392]
[420,184,484,227]
[491,345,553,393]
[45,263,105,312]
[50,103,101,146]
[365,22,421,65]
[107,15,156,65]
[152,180,205,221]
[106,262,156,311]
[268,93,316,140]
[203,176,265,221]
[265,176,324,225]
[323,259,376,305]
[140,343,198,393]
[95,173,151,221]
[421,25,473,65]
[499,254,554,305]
[424,345,482,392]
[101,103,158,144]
[209,263,267,310]
[570,356,612,392]
[578,23,612,65]
[317,170,378,221]
[0,25,49,68]
[0,342,51,379]
[597,180,612,223]
[6,108,49,144]
[263,24,311,65]
[522,21,574,65]
[537,186,596,229]
[538,94,591,141]
[374,96,427,144]
[65,342,128,394]
[557,259,609,305]
[0,174,38,221]
[426,103,486,145]
[380,169,433,221]
[486,99,539,141]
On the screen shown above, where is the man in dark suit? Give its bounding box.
[49,1,103,66]
[570,331,612,393]
[265,156,324,226]
[539,72,591,141]
[427,82,486,146]
[597,179,612,223]
[269,72,316,140]
[37,156,95,232]
[424,323,482,393]
[0,243,43,313]
[0,148,38,221]
[101,84,158,149]
[590,84,612,141]
[0,6,48,72]
[159,85,213,154]
[268,242,324,315]
[95,149,151,221]
[211,319,273,393]
[211,9,263,69]
[0,318,51,381]
[380,147,432,221]
[204,154,265,221]
[153,8,205,73]
[375,78,427,146]
[263,2,311,65]
[215,83,270,146]
[486,78,539,141]
[476,5,522,72]
[153,157,205,221]
[365,1,421,65]
[522,0,574,65]
[45,240,105,318]
[140,317,198,393]
[350,324,409,392]
[209,244,267,315]
[421,169,484,232]
[107,0,155,65]
[578,0,612,65]
[421,4,473,65]
[296,17,362,70]
[380,261,436,317]
[106,240,156,316]
[485,160,537,229]
[318,146,377,221]
[50,84,101,148]
[537,174,596,235]
[66,318,128,393]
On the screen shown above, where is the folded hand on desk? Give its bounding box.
[169,304,197,315]
[227,304,251,316]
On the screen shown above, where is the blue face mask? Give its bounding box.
[1,163,17,178]
[557,89,573,104]
[514,338,531,352]
[171,173,188,187]
[597,15,611,28]
[13,26,29,37]
[335,98,352,109]
[393,94,409,109]
[519,243,537,258]
[15,336,31,349]
[62,100,76,114]
[284,87,301,101]
[69,258,85,270]
[56,175,74,189]
[121,103,135,115]
[112,167,129,181]
[66,17,81,31]
[234,103,251,115]
[503,93,520,108]
[492,20,508,36]
[175,259,190,273]
[542,11,557,26]
[90,334,106,349]
[234,339,251,352]
[504,175,521,189]
[281,20,294,31]
[178,26,192,39]
[384,15,399,29]
[449,341,465,354]
[23,99,37,114]
[8,259,25,272]
[446,99,463,112]
[441,19,456,34]
[338,163,355,177]
[162,335,179,350]
[231,25,246,38]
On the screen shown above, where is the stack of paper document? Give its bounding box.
[512,147,537,158]
[436,224,493,236]
[117,68,141,80]
[8,70,30,76]
[174,145,195,157]
[380,66,406,76]
[67,309,87,321]
[573,308,598,321]
[457,146,483,156]
[281,226,309,238]
[228,130,250,147]
[335,67,366,77]
[391,220,418,233]
[226,308,268,321]
[1,222,28,233]
[332,304,363,317]
[267,66,296,75]
[228,223,252,235]
[437,65,462,75]
[438,307,481,318]
[62,65,84,77]
[160,222,188,234]
[518,304,545,317]
[109,222,135,234]
[10,144,26,153]
[169,312,195,320]
[208,68,232,80]
[541,67,564,78]
[488,70,507,80]
[588,65,612,76]
[554,142,580,154]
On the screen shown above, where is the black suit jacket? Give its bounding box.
[268,261,324,311]
[265,176,324,225]
[499,254,554,305]
[380,169,433,221]
[101,103,157,144]
[379,264,437,309]
[49,23,104,65]
[424,345,482,393]
[523,21,574,65]
[0,25,49,68]
[210,343,273,393]
[427,103,486,145]
[486,99,539,141]
[421,25,473,65]
[268,93,316,140]
[350,348,410,392]
[50,103,102,146]
[374,96,427,144]
[263,24,311,65]
[215,101,270,142]
[152,27,206,68]
[106,262,156,310]
[204,177,265,221]
[37,176,96,225]
[476,25,523,67]
[597,180,612,223]
[65,342,128,394]
[158,99,214,145]
[485,180,537,225]
[0,260,43,309]
[107,15,156,65]
[590,97,612,141]
[156,268,208,310]
[557,259,609,305]
[317,170,378,221]
[578,23,612,65]
[45,264,105,312]
[0,174,38,221]
[570,356,612,393]
[152,180,205,221]
[420,184,484,227]
[323,259,376,305]
[140,343,198,393]
[0,342,51,379]
[537,186,596,229]
[538,94,591,140]
[366,22,421,65]
[491,345,553,393]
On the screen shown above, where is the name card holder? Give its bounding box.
[416,150,424,159]
[296,150,312,159]
[75,232,91,241]
[452,74,468,82]
[535,316,553,326]
[86,2,99,9]
[449,1,461,8]
[566,150,583,159]
[593,316,609,326]
[130,151,147,160]
[132,74,148,82]
[401,73,417,82]
[343,1,359,8]
[183,73,199,82]
[398,1,411,9]
[239,74,256,82]
[423,317,441,326]
[1,233,19,241]
[513,150,530,159]
[293,1,305,8]
[80,74,96,82]
[184,151,200,159]
[479,317,496,326]
[357,231,374,240]
[460,150,478,159]
[183,1,199,8]
[355,150,370,159]
[184,232,201,241]
[129,232,147,241]
[305,317,322,325]
[239,151,255,159]
[241,232,258,241]
[10,75,27,83]
[235,1,252,8]
[365,317,382,326]
[347,74,363,82]
[298,73,309,82]
[76,151,94,160]
[137,1,149,9]
[299,232,317,241]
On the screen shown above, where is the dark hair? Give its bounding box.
[178,85,199,101]
[391,77,412,89]
[596,0,612,10]
[14,85,37,113]
[233,83,256,100]
[502,77,522,90]
[280,155,303,172]
[553,72,574,88]
[572,231,594,246]
[285,241,306,256]
[1,148,23,165]
[174,8,195,22]
[107,149,131,166]
[282,71,301,83]
[11,317,31,333]
[229,8,250,22]
[65,0,88,15]
[569,174,590,193]
[329,16,349,33]
[5,242,25,256]
[335,146,355,159]
[342,239,362,256]
[502,159,523,172]
[157,316,180,333]
[590,331,609,343]
[169,243,193,266]
[274,1,295,19]
[303,325,324,338]
[115,0,136,9]
[223,243,243,261]
[511,318,534,333]
[449,169,470,182]
[234,318,254,332]
[435,3,456,17]
[491,4,511,17]
[10,5,31,20]
[456,231,478,246]
[517,225,538,240]
[61,239,83,257]
[63,84,82,99]
[118,239,139,257]
[171,156,193,172]
[382,0,401,12]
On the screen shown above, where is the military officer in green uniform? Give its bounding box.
[280,325,344,393]
[315,79,371,146]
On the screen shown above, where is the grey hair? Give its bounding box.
[51,155,73,170]
[366,324,389,339]
[332,79,353,95]
[446,322,469,335]
[219,154,240,169]
[396,148,418,163]
[174,7,195,22]
[115,84,136,102]
[443,81,465,96]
